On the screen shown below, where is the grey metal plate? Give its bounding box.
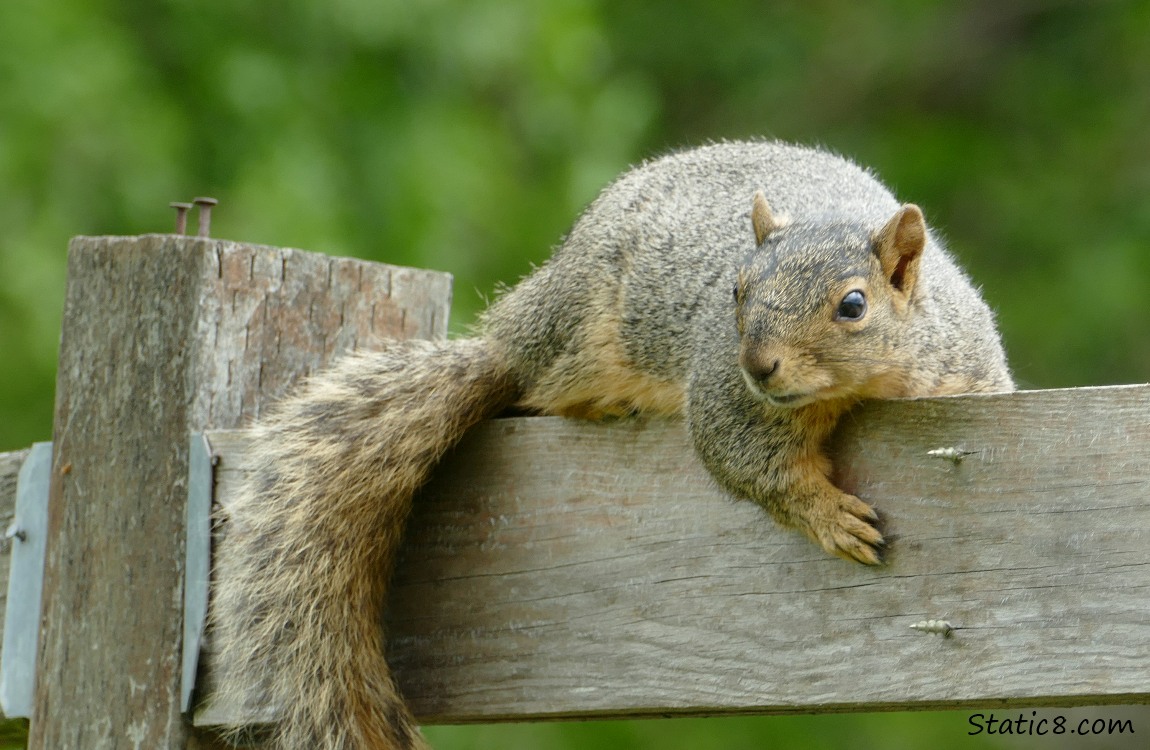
[0,441,52,718]
[181,433,214,713]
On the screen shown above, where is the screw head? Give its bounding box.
[193,197,219,207]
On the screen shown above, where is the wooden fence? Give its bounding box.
[0,235,1146,747]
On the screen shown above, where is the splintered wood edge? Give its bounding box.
[170,386,1150,724]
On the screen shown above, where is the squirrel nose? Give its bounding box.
[740,350,781,385]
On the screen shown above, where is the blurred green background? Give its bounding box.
[0,0,1147,747]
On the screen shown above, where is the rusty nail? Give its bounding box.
[194,196,219,238]
[170,202,194,235]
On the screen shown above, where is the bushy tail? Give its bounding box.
[209,337,519,749]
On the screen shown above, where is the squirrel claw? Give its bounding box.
[838,536,885,566]
[828,526,885,566]
[806,491,885,566]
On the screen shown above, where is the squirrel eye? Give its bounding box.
[732,282,740,305]
[835,290,867,321]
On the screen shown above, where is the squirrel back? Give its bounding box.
[210,140,1012,749]
[485,141,1009,416]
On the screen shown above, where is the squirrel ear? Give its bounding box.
[874,204,925,296]
[751,191,779,245]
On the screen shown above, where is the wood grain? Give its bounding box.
[197,384,1150,726]
[28,235,449,749]
[193,240,451,424]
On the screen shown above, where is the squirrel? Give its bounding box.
[209,140,1014,749]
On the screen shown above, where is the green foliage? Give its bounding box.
[0,0,1146,746]
[1,1,1148,451]
[426,712,1013,750]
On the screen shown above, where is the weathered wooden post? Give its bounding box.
[26,233,450,749]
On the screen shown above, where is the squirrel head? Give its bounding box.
[734,192,926,409]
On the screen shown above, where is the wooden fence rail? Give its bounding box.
[191,385,1150,726]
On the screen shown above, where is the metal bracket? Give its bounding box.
[0,437,216,716]
[0,442,52,718]
[182,432,214,713]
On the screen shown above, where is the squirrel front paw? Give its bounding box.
[798,487,885,565]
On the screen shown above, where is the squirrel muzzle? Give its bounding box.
[738,340,822,408]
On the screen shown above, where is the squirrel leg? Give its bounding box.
[763,450,884,565]
[686,365,884,565]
